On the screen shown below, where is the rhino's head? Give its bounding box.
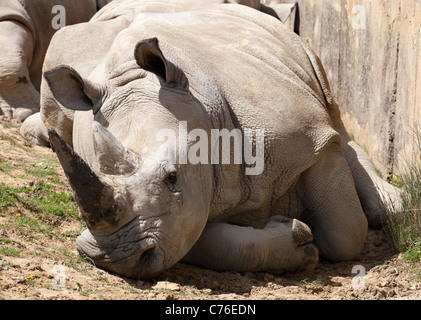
[45,38,213,279]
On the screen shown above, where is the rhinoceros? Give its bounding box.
[0,0,112,122]
[42,3,401,279]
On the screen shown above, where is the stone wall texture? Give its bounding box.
[264,0,421,178]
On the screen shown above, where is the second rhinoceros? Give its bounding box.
[0,0,112,122]
[44,4,400,279]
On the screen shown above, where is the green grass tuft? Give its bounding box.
[384,127,421,263]
[0,182,78,218]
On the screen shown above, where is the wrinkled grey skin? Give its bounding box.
[0,0,112,125]
[42,4,401,279]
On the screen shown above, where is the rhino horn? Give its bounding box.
[92,121,138,175]
[48,129,118,232]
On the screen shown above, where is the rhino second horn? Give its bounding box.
[92,121,138,176]
[48,129,117,231]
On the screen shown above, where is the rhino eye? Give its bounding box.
[166,172,177,185]
[164,171,180,193]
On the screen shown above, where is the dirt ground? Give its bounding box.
[0,116,420,301]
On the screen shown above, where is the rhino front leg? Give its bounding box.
[20,112,50,147]
[182,218,318,274]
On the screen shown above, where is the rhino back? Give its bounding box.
[123,5,339,223]
[91,0,240,22]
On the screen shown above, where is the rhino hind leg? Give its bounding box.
[301,142,368,261]
[182,218,318,274]
[342,139,403,229]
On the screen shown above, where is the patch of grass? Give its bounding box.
[53,247,91,272]
[0,183,19,212]
[0,134,16,145]
[25,163,60,183]
[0,246,22,257]
[80,288,96,296]
[384,126,421,263]
[0,181,78,219]
[384,171,421,253]
[300,278,323,286]
[390,174,405,189]
[96,275,109,283]
[0,259,14,271]
[76,282,96,296]
[403,244,421,265]
[0,133,31,152]
[29,189,77,218]
[0,159,12,174]
[14,215,56,234]
[0,118,20,129]
[60,229,83,239]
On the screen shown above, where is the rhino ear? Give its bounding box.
[43,65,104,113]
[134,38,188,90]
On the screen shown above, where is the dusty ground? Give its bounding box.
[0,116,420,301]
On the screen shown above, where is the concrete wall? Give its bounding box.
[265,0,421,178]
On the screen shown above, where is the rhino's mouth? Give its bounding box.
[76,216,164,278]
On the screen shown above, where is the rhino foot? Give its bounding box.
[20,112,50,147]
[292,220,319,272]
[264,216,319,274]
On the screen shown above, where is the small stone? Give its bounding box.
[387,289,396,297]
[154,281,180,291]
[202,289,212,295]
[147,292,156,299]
